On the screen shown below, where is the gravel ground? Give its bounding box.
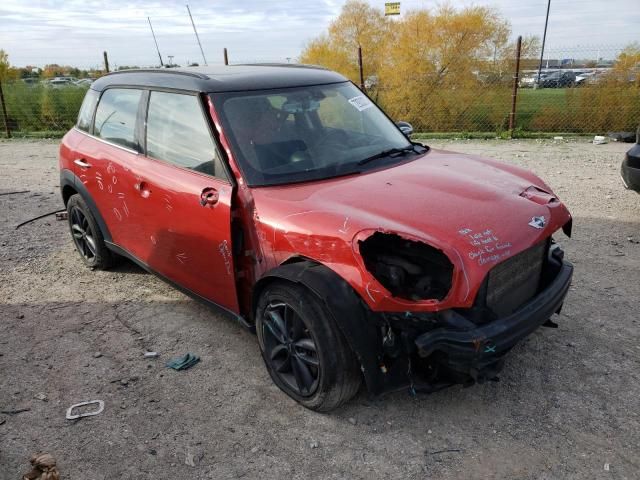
[0,138,638,480]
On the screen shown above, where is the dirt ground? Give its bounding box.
[1,138,638,480]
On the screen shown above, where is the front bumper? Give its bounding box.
[413,259,573,383]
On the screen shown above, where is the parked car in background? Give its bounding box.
[538,70,576,88]
[46,77,78,87]
[520,71,555,88]
[59,65,573,411]
[621,128,640,192]
[74,78,94,87]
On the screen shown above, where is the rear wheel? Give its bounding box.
[67,194,114,270]
[256,282,361,411]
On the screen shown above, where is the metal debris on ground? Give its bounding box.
[166,353,200,370]
[54,212,68,221]
[1,407,30,415]
[65,400,104,420]
[0,190,30,196]
[21,452,60,480]
[15,210,66,230]
[428,449,462,455]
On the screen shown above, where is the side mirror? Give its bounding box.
[396,121,413,137]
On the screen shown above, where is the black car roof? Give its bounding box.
[91,64,348,93]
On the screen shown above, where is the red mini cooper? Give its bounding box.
[60,65,573,411]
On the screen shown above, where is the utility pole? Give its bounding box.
[103,51,110,73]
[536,0,551,86]
[148,17,164,67]
[0,80,11,138]
[186,4,207,65]
[509,36,523,135]
[223,48,229,66]
[358,46,364,90]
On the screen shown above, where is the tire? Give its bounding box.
[256,281,362,411]
[66,194,114,270]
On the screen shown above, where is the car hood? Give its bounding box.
[251,148,572,309]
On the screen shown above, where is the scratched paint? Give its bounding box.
[175,252,188,264]
[218,240,232,275]
[163,194,173,212]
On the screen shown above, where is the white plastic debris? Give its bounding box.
[593,135,608,145]
[144,351,159,358]
[553,136,564,140]
[604,463,610,471]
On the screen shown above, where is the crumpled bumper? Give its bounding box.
[414,259,573,381]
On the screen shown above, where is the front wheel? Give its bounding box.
[256,282,361,411]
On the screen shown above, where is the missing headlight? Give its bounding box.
[359,232,453,301]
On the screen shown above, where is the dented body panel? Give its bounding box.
[248,148,571,313]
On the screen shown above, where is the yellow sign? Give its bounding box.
[385,2,400,16]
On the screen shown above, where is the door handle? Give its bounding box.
[200,187,219,207]
[74,158,91,169]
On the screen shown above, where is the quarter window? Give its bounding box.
[76,89,99,133]
[94,88,142,150]
[146,91,226,180]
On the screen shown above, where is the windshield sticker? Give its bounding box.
[348,95,373,112]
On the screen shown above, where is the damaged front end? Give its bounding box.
[359,232,453,301]
[355,236,573,394]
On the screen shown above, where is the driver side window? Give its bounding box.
[146,91,227,180]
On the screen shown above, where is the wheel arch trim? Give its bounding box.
[252,260,387,395]
[60,169,113,243]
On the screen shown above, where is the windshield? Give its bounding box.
[210,82,418,186]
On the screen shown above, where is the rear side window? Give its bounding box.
[146,91,227,180]
[94,88,142,150]
[76,89,99,132]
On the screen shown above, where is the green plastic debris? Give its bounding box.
[166,353,200,371]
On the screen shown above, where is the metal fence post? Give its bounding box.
[358,46,365,91]
[0,80,11,138]
[224,48,229,66]
[103,51,110,73]
[509,35,522,136]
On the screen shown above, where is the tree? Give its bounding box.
[0,50,11,81]
[612,42,640,84]
[300,0,389,83]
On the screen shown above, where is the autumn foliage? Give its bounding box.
[300,1,639,133]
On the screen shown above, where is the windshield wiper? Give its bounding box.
[357,145,420,166]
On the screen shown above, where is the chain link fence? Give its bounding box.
[0,44,638,138]
[368,43,640,136]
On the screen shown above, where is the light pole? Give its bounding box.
[536,0,551,87]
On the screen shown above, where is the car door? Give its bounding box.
[77,87,145,251]
[127,89,239,312]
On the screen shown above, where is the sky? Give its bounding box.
[0,0,638,69]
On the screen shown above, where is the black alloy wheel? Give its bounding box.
[262,301,320,396]
[69,205,97,262]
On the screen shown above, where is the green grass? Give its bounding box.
[0,80,637,137]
